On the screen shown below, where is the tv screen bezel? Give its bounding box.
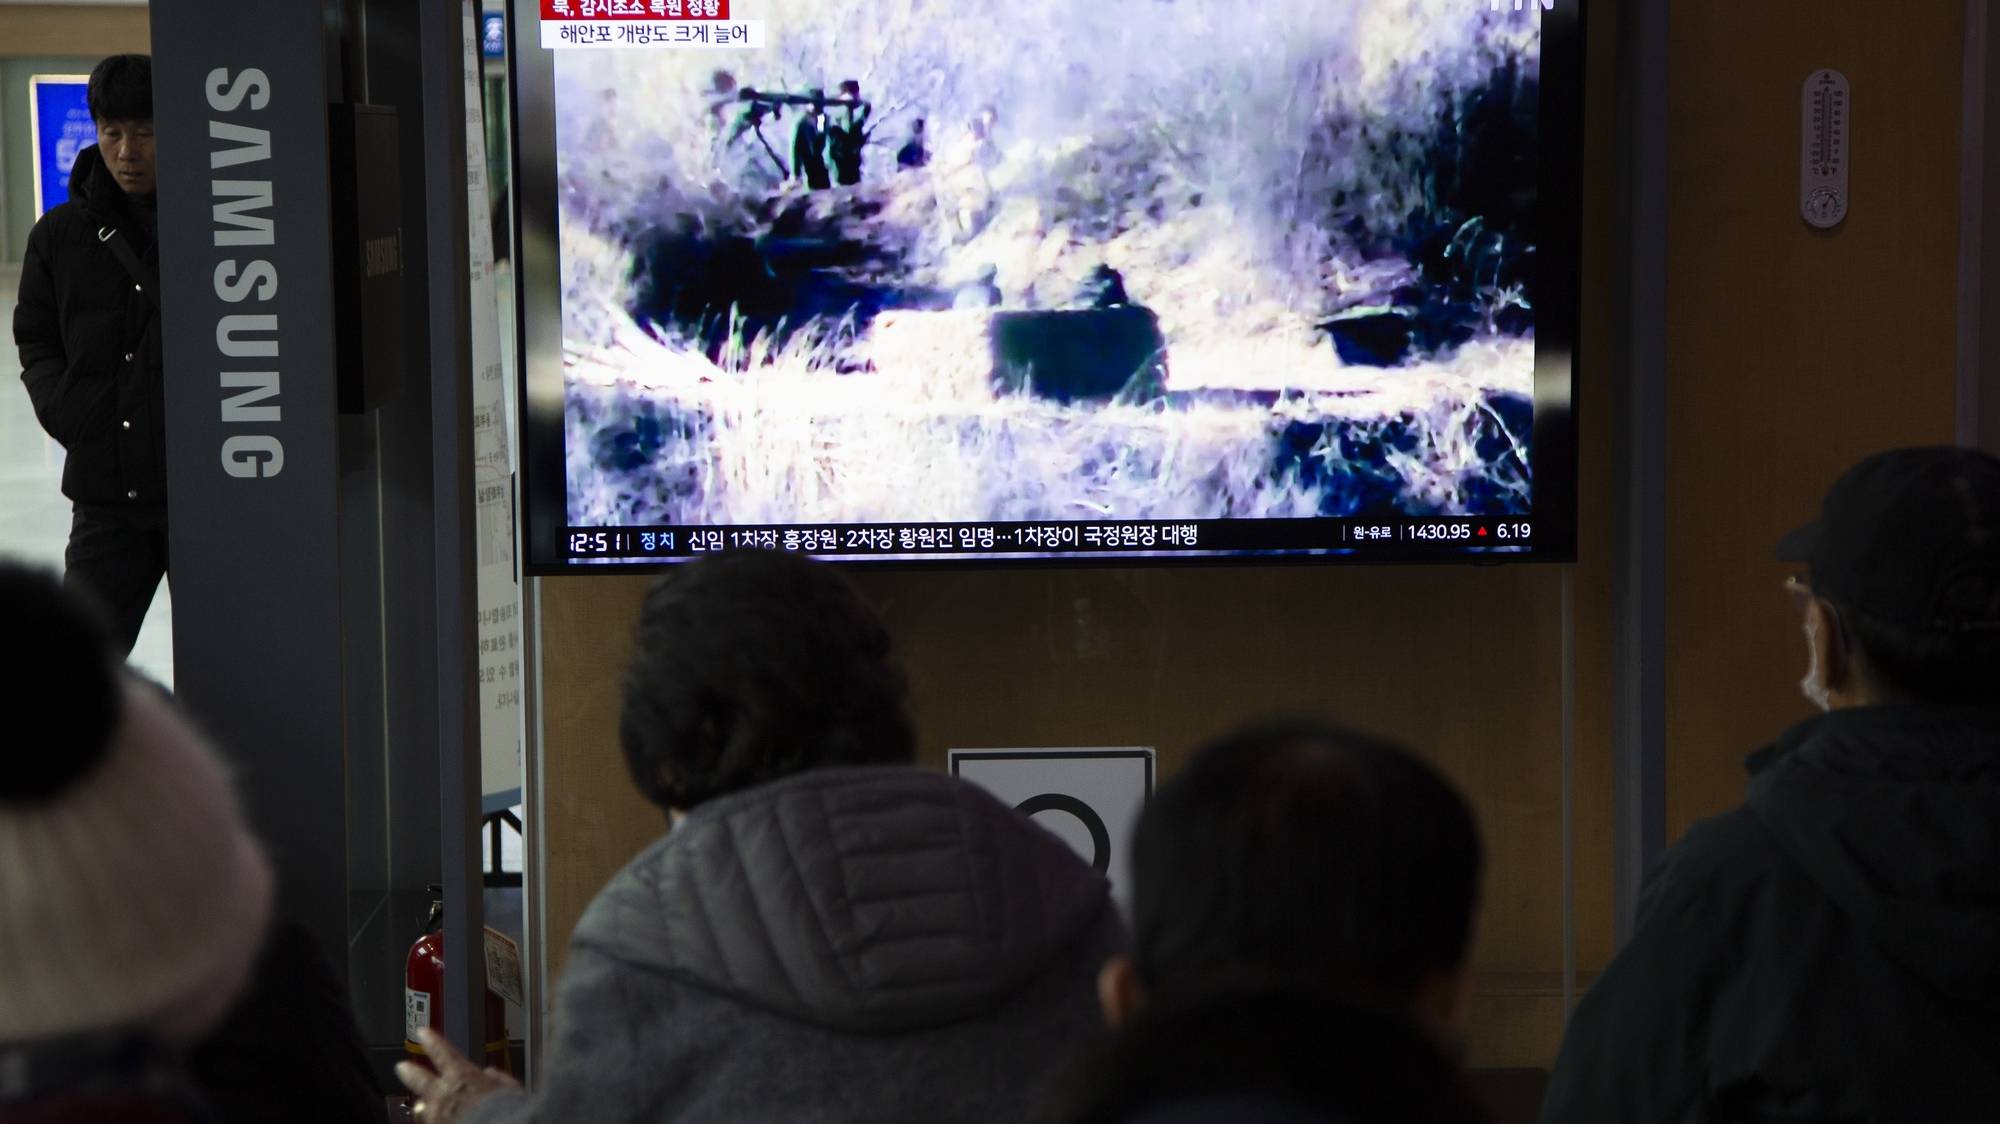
[508,0,1585,574]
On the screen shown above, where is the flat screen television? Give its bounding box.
[510,0,1582,570]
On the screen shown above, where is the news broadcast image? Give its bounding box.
[546,0,1556,562]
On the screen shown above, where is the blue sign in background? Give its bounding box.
[30,75,94,215]
[482,12,505,58]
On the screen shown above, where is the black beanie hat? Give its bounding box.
[0,563,122,803]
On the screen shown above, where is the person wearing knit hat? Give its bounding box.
[0,562,274,1122]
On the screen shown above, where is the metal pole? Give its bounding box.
[1560,565,1577,1016]
[1611,0,1670,944]
[1961,0,2000,452]
[522,576,549,1082]
[420,0,486,1056]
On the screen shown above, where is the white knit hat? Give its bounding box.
[0,572,274,1046]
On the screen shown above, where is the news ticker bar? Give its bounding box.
[565,517,1535,560]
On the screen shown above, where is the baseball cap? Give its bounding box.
[1775,446,2000,634]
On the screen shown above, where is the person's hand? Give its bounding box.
[395,1027,521,1124]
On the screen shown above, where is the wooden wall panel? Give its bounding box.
[537,573,658,972]
[542,562,1580,1068]
[0,6,151,58]
[1663,1,1965,836]
[1568,0,1620,976]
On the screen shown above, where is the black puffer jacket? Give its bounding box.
[1543,706,2000,1124]
[13,144,165,506]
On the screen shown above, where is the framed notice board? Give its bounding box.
[29,74,94,215]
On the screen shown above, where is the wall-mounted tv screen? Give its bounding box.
[511,0,1582,570]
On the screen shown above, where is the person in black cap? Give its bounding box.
[1542,446,2000,1124]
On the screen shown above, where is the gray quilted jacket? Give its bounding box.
[469,765,1126,1124]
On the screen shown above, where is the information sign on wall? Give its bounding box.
[29,75,93,215]
[948,747,1155,906]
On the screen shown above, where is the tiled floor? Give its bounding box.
[0,262,175,686]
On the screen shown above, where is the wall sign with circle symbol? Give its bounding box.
[1011,792,1113,873]
[948,747,1155,907]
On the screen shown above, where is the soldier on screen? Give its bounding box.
[896,117,929,170]
[708,69,777,183]
[970,104,1001,168]
[705,69,739,123]
[948,105,1003,237]
[791,89,832,190]
[828,79,872,186]
[1077,264,1130,309]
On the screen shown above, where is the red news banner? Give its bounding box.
[543,0,730,17]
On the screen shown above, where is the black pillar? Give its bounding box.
[151,0,486,1061]
[153,0,351,972]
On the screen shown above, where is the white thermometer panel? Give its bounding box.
[1801,68,1850,230]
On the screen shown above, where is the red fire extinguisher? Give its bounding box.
[405,886,511,1073]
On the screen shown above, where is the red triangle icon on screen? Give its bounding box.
[1477,527,1488,537]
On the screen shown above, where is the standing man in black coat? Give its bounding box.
[13,55,166,654]
[1542,446,2000,1124]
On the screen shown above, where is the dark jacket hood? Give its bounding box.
[1746,705,2000,1005]
[571,765,1117,1035]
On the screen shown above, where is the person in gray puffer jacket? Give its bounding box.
[401,551,1126,1124]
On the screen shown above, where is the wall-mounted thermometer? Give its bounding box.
[1801,68,1850,230]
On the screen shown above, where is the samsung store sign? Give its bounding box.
[205,68,284,478]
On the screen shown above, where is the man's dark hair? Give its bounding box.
[87,54,153,124]
[1130,720,1482,1006]
[1824,594,2000,705]
[619,551,914,811]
